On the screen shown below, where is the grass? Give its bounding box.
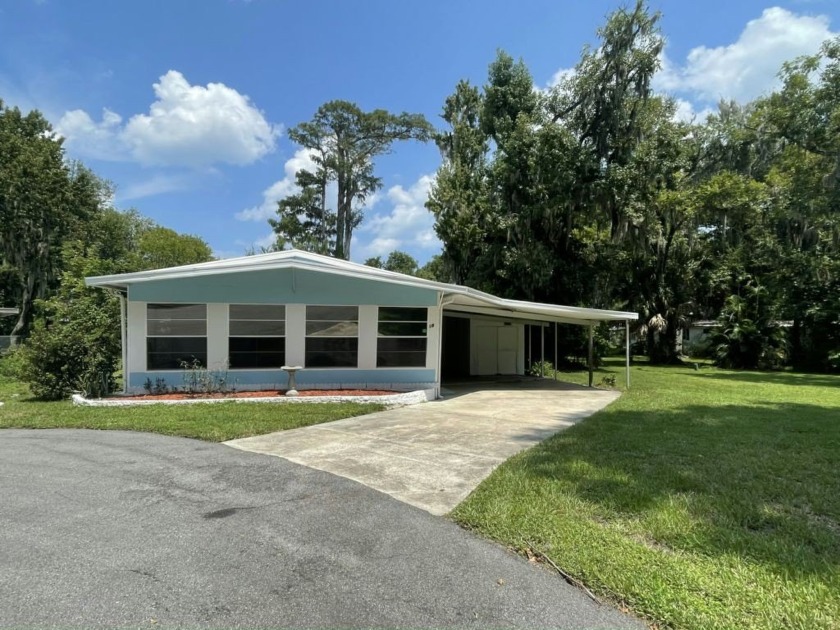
[452,359,840,630]
[0,373,384,442]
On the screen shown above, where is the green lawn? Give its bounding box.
[0,374,383,442]
[452,360,840,630]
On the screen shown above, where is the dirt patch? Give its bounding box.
[112,389,399,401]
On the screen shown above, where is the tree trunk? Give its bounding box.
[10,272,37,338]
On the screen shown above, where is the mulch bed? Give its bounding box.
[112,389,398,401]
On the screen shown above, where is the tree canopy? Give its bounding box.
[271,101,432,259]
[426,1,840,370]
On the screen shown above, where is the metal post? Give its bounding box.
[625,319,631,389]
[528,325,532,369]
[554,321,558,381]
[587,324,594,388]
[540,324,545,377]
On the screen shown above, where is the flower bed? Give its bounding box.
[71,388,437,408]
[118,389,398,401]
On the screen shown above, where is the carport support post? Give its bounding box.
[587,324,594,388]
[540,325,545,377]
[625,319,631,389]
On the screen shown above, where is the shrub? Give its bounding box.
[0,345,26,379]
[18,247,121,399]
[527,360,556,378]
[710,294,787,370]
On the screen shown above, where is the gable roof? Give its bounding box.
[86,249,637,325]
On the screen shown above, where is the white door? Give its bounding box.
[474,325,518,375]
[474,325,498,375]
[497,326,518,374]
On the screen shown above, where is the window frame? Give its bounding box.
[146,303,208,371]
[304,305,360,369]
[227,304,286,370]
[376,307,428,369]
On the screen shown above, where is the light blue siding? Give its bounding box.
[128,368,436,394]
[128,268,438,306]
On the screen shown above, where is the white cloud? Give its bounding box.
[672,98,715,124]
[354,174,440,260]
[116,174,190,202]
[57,70,280,167]
[655,7,836,104]
[56,108,125,161]
[235,148,319,222]
[547,67,575,89]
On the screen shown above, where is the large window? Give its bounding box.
[305,306,358,368]
[147,304,207,370]
[377,307,427,367]
[228,304,285,369]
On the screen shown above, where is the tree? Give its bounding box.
[0,103,105,337]
[273,101,432,259]
[364,250,419,276]
[18,244,122,399]
[382,251,418,275]
[135,227,213,270]
[269,168,335,254]
[427,81,490,284]
[416,254,452,282]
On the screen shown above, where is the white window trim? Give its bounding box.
[226,303,287,370]
[375,307,429,369]
[145,303,209,372]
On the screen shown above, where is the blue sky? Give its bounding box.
[1,1,838,264]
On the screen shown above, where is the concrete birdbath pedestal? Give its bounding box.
[281,365,303,397]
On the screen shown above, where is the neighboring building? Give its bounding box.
[86,250,638,395]
[679,319,793,356]
[0,308,20,351]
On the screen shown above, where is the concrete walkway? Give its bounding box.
[226,379,620,515]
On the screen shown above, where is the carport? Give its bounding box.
[438,287,638,388]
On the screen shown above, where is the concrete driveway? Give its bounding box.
[227,379,620,515]
[0,429,641,629]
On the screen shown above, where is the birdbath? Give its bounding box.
[281,365,303,397]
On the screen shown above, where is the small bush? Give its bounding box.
[0,345,26,379]
[527,360,556,378]
[180,359,236,395]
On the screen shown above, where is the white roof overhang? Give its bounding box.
[85,249,638,326]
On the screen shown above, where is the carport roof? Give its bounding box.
[86,249,637,325]
[0,307,19,317]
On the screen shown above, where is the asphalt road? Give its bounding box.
[0,429,642,629]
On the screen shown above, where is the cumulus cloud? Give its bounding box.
[56,108,125,161]
[57,70,279,167]
[654,7,836,104]
[235,148,319,222]
[546,66,575,89]
[354,174,440,259]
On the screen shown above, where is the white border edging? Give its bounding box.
[71,388,436,408]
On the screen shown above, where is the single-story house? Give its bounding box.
[85,250,638,395]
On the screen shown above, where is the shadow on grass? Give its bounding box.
[518,401,840,578]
